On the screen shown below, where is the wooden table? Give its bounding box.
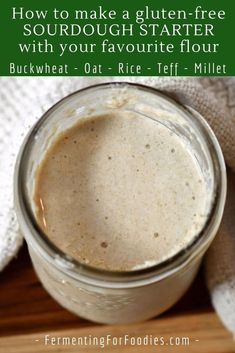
[0,243,234,352]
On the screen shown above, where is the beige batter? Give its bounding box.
[34,111,209,271]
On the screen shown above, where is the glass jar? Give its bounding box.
[14,82,226,324]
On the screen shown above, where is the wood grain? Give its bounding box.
[0,243,234,352]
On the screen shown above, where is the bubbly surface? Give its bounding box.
[34,111,209,271]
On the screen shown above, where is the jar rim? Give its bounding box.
[14,82,227,286]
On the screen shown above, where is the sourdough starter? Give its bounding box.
[34,111,209,271]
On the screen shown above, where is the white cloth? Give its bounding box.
[0,76,235,333]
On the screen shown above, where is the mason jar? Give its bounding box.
[14,82,226,324]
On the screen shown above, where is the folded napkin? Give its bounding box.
[0,76,235,334]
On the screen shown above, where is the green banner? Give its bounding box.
[0,0,234,76]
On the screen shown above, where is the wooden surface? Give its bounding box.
[0,243,234,352]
